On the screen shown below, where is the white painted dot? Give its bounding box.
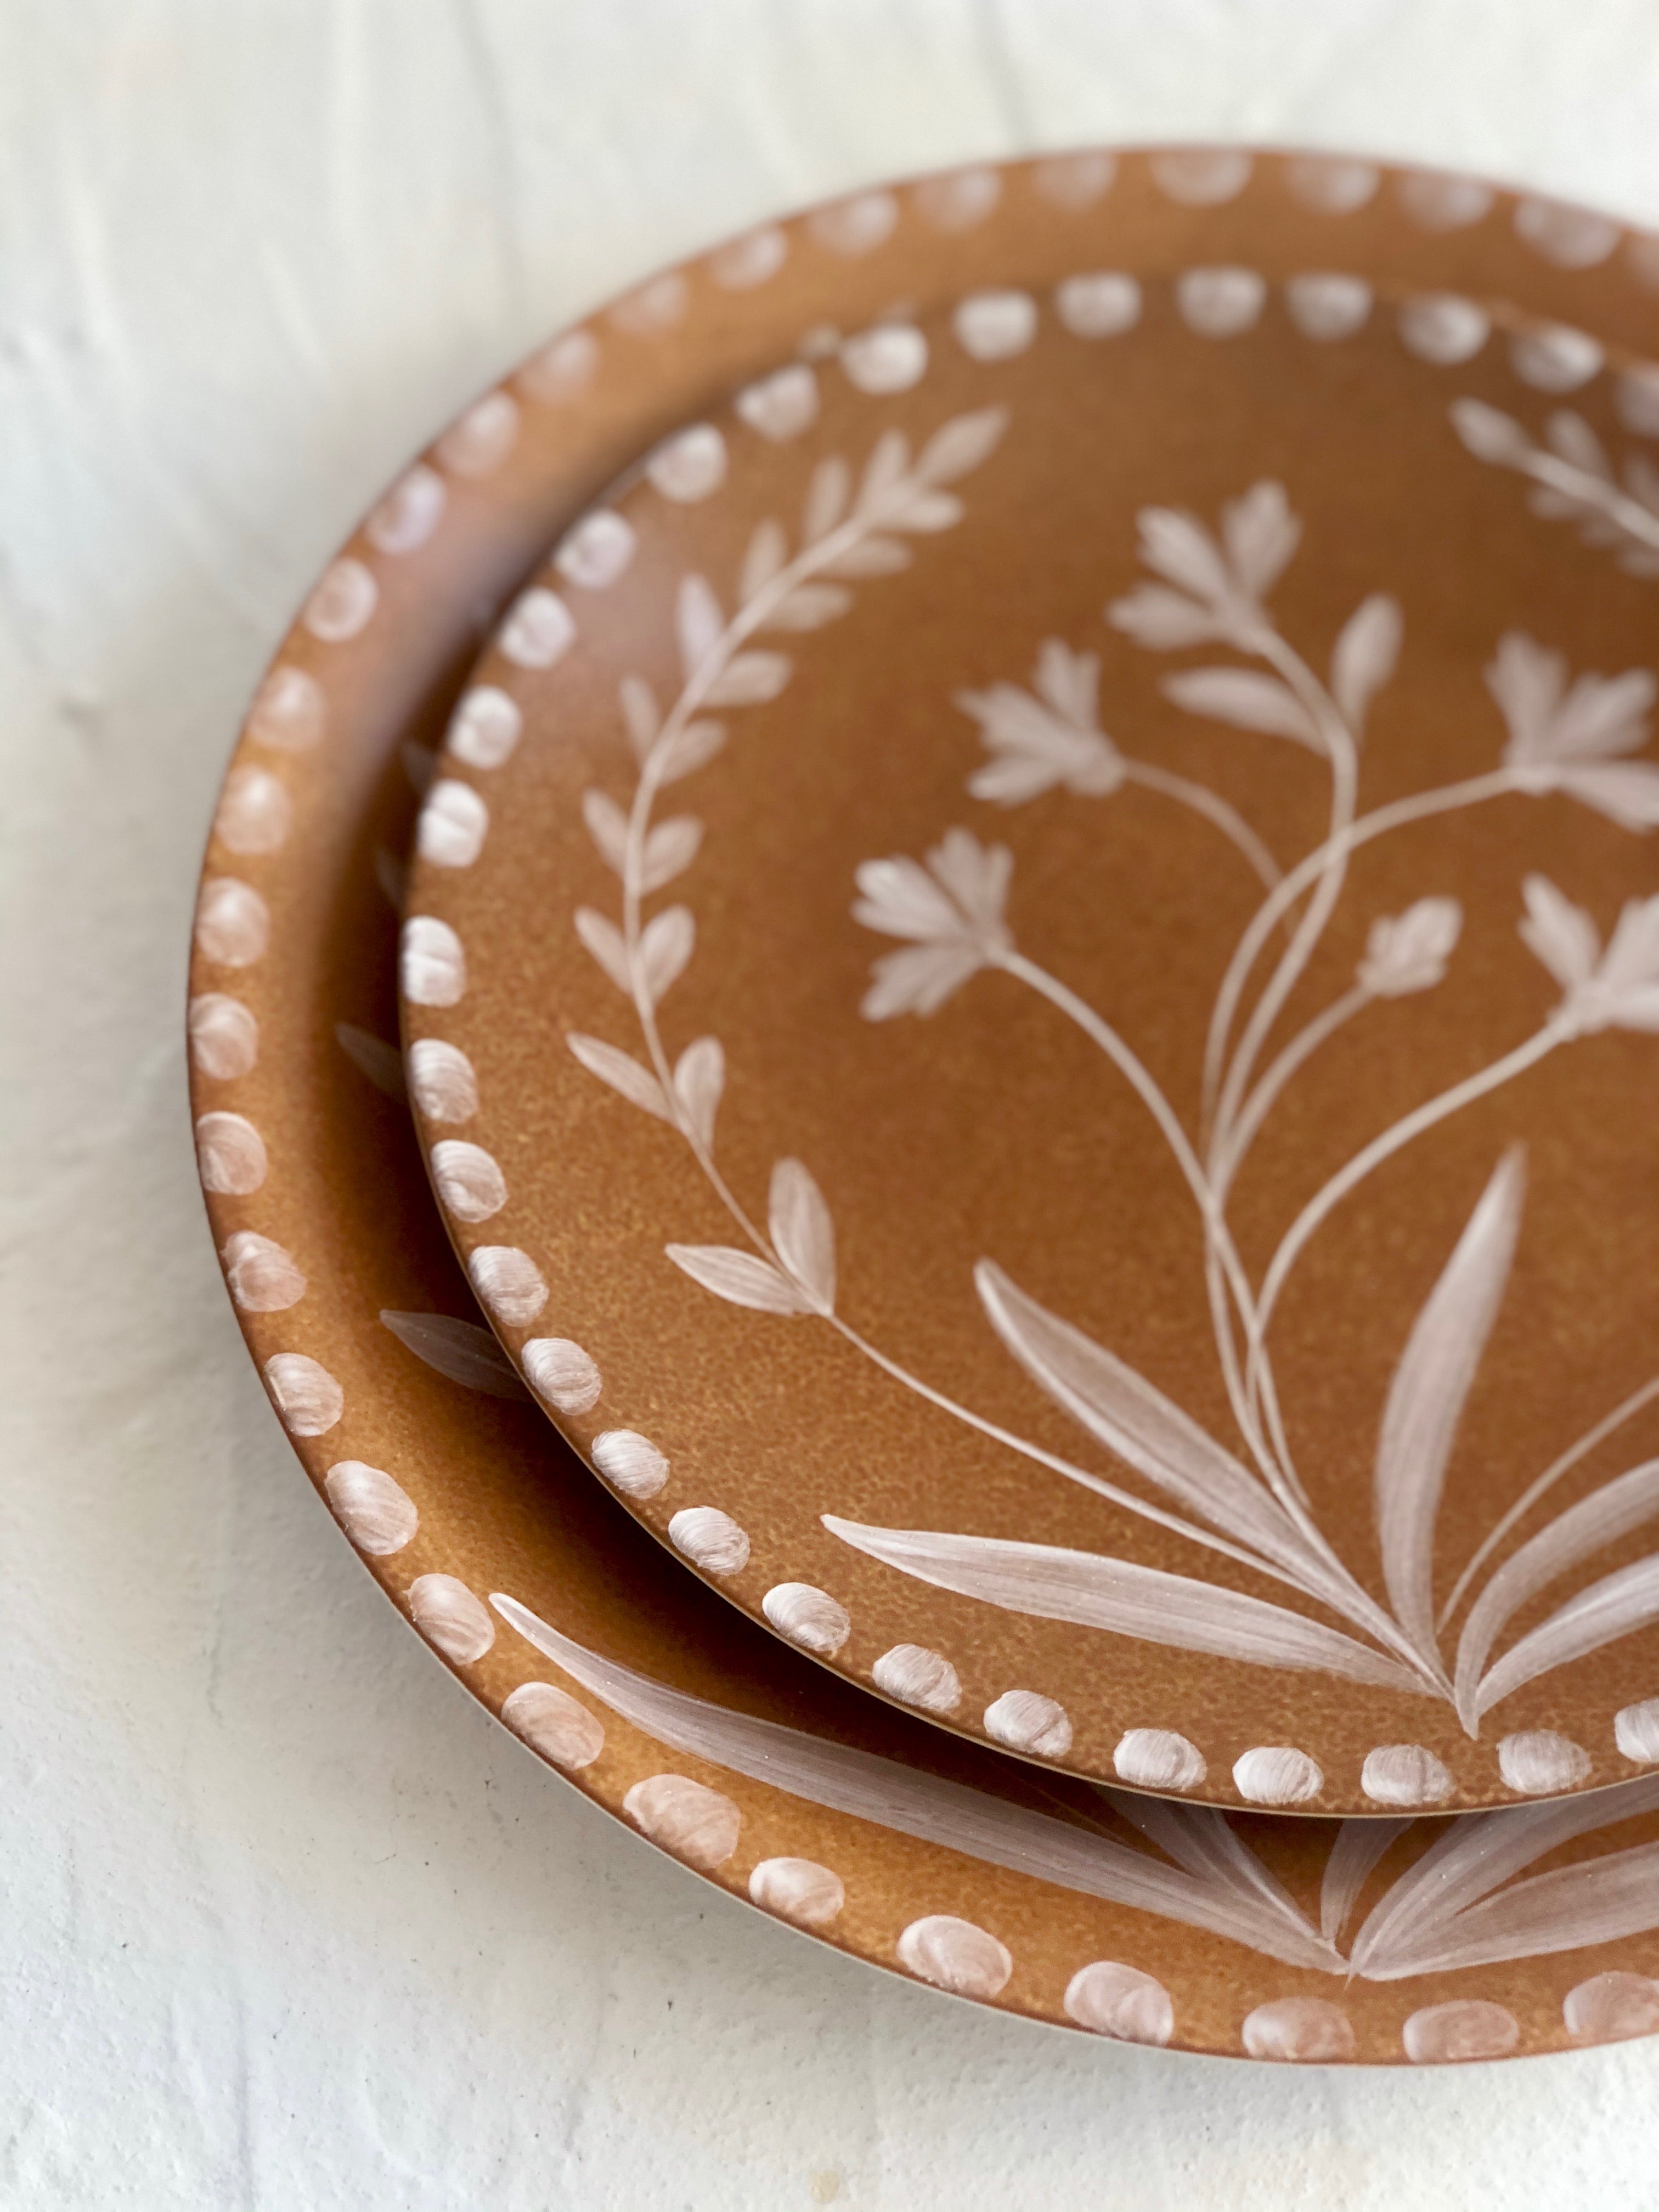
[839,323,928,394]
[1033,151,1116,208]
[1515,196,1620,269]
[1064,1961,1173,2044]
[303,558,377,643]
[447,686,523,771]
[1152,148,1252,205]
[1054,272,1142,338]
[499,586,575,669]
[1617,365,1659,437]
[808,190,898,256]
[1402,1999,1519,2063]
[668,1505,750,1576]
[248,664,325,751]
[417,778,488,868]
[365,463,447,554]
[1176,266,1266,337]
[1398,294,1489,364]
[437,391,520,477]
[710,223,787,289]
[522,1336,601,1414]
[913,165,1002,232]
[517,328,599,404]
[188,993,258,1079]
[212,764,291,856]
[400,916,466,1007]
[872,1644,960,1714]
[953,289,1037,362]
[263,1352,343,1437]
[1242,1996,1355,2061]
[1395,171,1493,232]
[501,1680,605,1770]
[749,1857,845,1927]
[1499,1729,1590,1794]
[1285,272,1372,341]
[1284,155,1378,213]
[1564,1971,1659,2043]
[1361,1743,1453,1806]
[407,1037,477,1122]
[762,1582,849,1656]
[896,1915,1011,1997]
[194,877,270,967]
[735,364,820,442]
[1511,323,1604,392]
[646,424,727,503]
[324,1460,417,1555]
[1615,1696,1659,1763]
[1113,1728,1206,1791]
[983,1690,1072,1760]
[221,1230,305,1312]
[624,1773,741,1868]
[430,1139,506,1224]
[591,1429,669,1499]
[408,1572,495,1663]
[610,273,689,335]
[555,510,637,591]
[195,1110,268,1195]
[1233,1746,1323,1805]
[466,1245,547,1327]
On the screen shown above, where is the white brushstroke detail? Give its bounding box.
[195,1110,267,1194]
[566,1033,669,1121]
[1398,294,1489,363]
[672,1037,724,1147]
[1375,1152,1523,1672]
[825,1517,1419,1692]
[1284,272,1372,341]
[872,1644,961,1713]
[334,1024,405,1100]
[1319,1820,1409,1941]
[517,328,599,403]
[913,165,1002,231]
[366,462,445,552]
[379,1310,526,1398]
[324,1460,417,1555]
[400,916,466,1006]
[409,1574,494,1663]
[263,1353,342,1436]
[447,686,523,770]
[1242,1996,1355,2061]
[953,290,1037,362]
[556,509,636,591]
[501,1681,605,1770]
[436,391,519,477]
[1054,273,1141,338]
[213,764,291,855]
[407,1037,477,1122]
[710,222,787,289]
[646,425,727,503]
[736,365,819,442]
[1034,150,1117,207]
[666,1243,813,1315]
[624,1774,741,1868]
[188,994,258,1079]
[1514,197,1620,269]
[610,273,688,334]
[221,1231,306,1312]
[748,1857,844,1926]
[418,778,488,867]
[591,1429,669,1499]
[1233,1746,1323,1805]
[768,1159,836,1311]
[668,1506,750,1576]
[1564,1970,1659,2041]
[1616,1698,1659,1763]
[763,1582,850,1656]
[1284,156,1378,213]
[1330,594,1403,728]
[1396,172,1493,231]
[248,664,324,750]
[1499,1729,1592,1794]
[840,324,928,394]
[466,1246,547,1327]
[487,1597,1343,1969]
[1163,664,1318,747]
[303,558,377,642]
[430,1139,505,1223]
[1361,1745,1453,1806]
[896,1916,1011,1996]
[1176,266,1266,337]
[1511,324,1604,393]
[498,587,575,669]
[1152,149,1252,205]
[194,877,269,966]
[1480,1558,1659,1720]
[1402,2000,1518,2062]
[983,1690,1073,1760]
[1113,1729,1206,1791]
[1064,1961,1173,2042]
[808,190,897,255]
[522,1337,601,1414]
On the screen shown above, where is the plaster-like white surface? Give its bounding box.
[8,4,1659,2205]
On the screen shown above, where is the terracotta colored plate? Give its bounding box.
[198,149,1659,2061]
[409,178,1659,1819]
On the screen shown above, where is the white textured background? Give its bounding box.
[9,5,1659,2205]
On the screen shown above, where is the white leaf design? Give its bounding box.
[581,788,630,874]
[1137,507,1231,601]
[1330,595,1403,729]
[619,674,659,761]
[1222,481,1300,597]
[740,518,788,603]
[820,535,911,579]
[1558,760,1659,831]
[676,574,724,678]
[1476,1553,1659,1718]
[1107,584,1219,650]
[916,407,1008,484]
[566,1032,670,1120]
[573,906,631,993]
[1319,1819,1409,1942]
[705,650,792,706]
[672,1036,725,1147]
[334,1024,406,1101]
[822,1518,1425,1692]
[641,815,703,892]
[855,429,910,516]
[637,905,694,1005]
[658,717,726,784]
[975,1262,1318,1579]
[1380,1843,1659,1977]
[803,455,850,544]
[1161,668,1321,749]
[768,1159,836,1311]
[1451,397,1532,466]
[1374,1150,1525,1667]
[888,488,963,534]
[380,1311,527,1399]
[764,583,853,631]
[1456,1457,1659,1725]
[665,1243,814,1314]
[1518,874,1600,990]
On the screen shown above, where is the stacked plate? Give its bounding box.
[189,146,1659,2064]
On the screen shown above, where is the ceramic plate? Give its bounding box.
[199,149,1659,2059]
[408,175,1659,1819]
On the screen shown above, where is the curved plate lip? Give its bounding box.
[194,144,1659,2061]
